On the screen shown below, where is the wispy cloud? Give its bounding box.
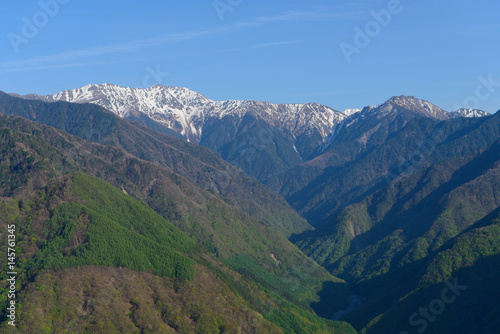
[219,40,304,53]
[0,28,228,72]
[237,9,359,26]
[1,61,114,73]
[253,40,303,49]
[0,8,357,73]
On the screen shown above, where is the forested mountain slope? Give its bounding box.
[0,114,355,333]
[292,112,500,333]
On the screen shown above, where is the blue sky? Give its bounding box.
[1,0,499,113]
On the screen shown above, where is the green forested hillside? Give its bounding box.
[352,208,500,334]
[0,114,355,333]
[0,114,348,307]
[0,178,278,333]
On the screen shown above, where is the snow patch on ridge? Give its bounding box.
[452,108,490,118]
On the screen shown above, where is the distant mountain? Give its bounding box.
[22,83,349,182]
[319,96,456,153]
[383,95,454,119]
[276,96,496,227]
[451,107,490,118]
[22,83,344,144]
[20,86,489,187]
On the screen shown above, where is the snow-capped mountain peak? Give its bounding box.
[384,95,451,120]
[20,86,489,146]
[452,108,490,118]
[317,95,490,153]
[24,84,345,143]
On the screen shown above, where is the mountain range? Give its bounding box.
[1,84,499,333]
[18,83,344,146]
[18,84,490,146]
[13,84,490,187]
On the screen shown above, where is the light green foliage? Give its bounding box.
[24,172,197,281]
